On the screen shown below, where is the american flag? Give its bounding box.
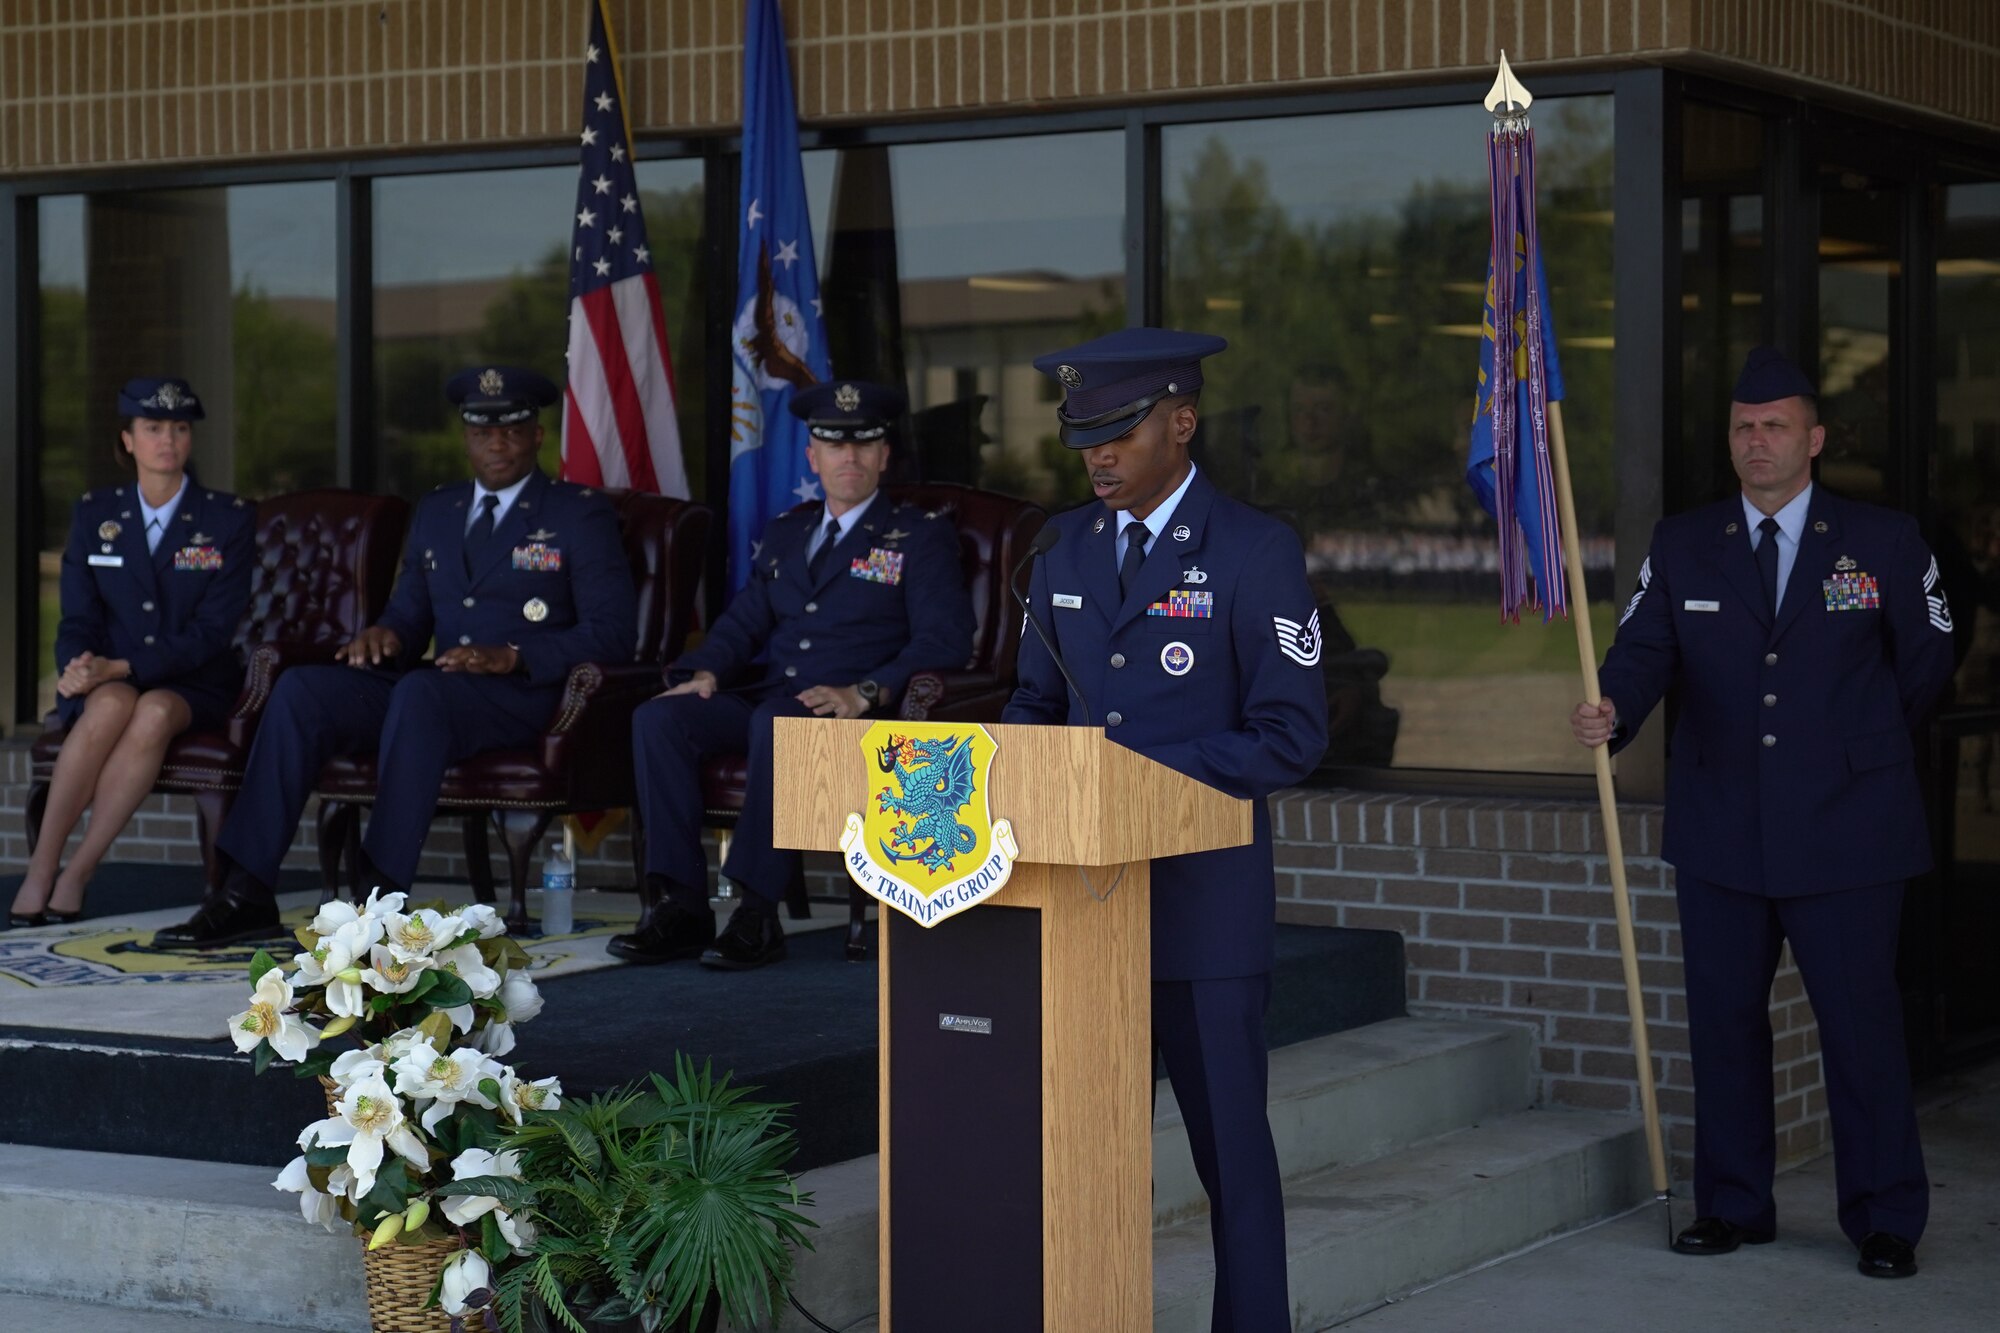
[560,0,688,497]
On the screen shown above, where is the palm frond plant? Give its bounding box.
[452,1054,818,1333]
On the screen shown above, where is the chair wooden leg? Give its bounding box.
[192,789,233,896]
[846,882,872,961]
[495,809,553,934]
[464,815,497,905]
[25,780,50,857]
[316,801,356,905]
[783,860,811,920]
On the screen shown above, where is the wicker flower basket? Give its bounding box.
[319,1079,462,1333]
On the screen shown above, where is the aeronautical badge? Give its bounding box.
[882,528,911,544]
[1835,554,1857,572]
[1181,565,1208,584]
[851,548,905,585]
[522,598,549,622]
[1274,610,1323,667]
[478,367,506,396]
[190,531,211,544]
[1161,641,1194,676]
[98,521,121,542]
[173,544,223,572]
[1172,524,1191,542]
[526,528,556,542]
[513,542,562,571]
[841,722,1019,929]
[835,382,862,412]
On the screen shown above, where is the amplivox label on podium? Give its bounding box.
[840,721,1019,928]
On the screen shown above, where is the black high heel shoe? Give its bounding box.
[8,910,50,928]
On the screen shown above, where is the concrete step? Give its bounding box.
[1153,1017,1533,1225]
[1154,1107,1651,1333]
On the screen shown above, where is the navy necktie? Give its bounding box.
[1756,515,1781,614]
[808,517,839,582]
[1120,522,1151,599]
[464,494,499,574]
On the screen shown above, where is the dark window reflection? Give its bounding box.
[804,133,1125,499]
[1681,102,1768,508]
[34,183,337,718]
[371,160,706,500]
[1818,165,1901,506]
[1162,99,1616,774]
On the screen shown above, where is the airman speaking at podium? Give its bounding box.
[1003,328,1328,1333]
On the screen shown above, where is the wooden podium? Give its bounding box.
[772,718,1252,1333]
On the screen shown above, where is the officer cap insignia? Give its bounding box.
[523,598,550,622]
[478,367,506,397]
[1182,565,1208,585]
[1813,520,1829,533]
[1092,515,1106,533]
[835,382,862,412]
[98,521,122,541]
[1725,522,1739,535]
[1058,364,1083,387]
[1835,554,1857,572]
[1173,524,1192,542]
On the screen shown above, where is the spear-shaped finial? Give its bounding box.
[1484,49,1532,119]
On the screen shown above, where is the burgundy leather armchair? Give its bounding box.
[313,491,711,930]
[693,482,1046,958]
[25,489,412,890]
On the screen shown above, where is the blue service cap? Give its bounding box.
[789,379,907,442]
[117,377,205,422]
[1733,346,1816,405]
[1032,327,1227,448]
[445,366,561,425]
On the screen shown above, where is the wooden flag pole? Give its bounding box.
[1546,399,1672,1209]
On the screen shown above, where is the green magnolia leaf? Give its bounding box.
[416,1009,455,1050]
[407,968,442,1001]
[423,971,474,1010]
[251,1038,275,1075]
[478,1077,503,1104]
[481,1210,510,1264]
[292,1050,335,1079]
[304,1143,349,1169]
[247,949,280,987]
[368,993,395,1014]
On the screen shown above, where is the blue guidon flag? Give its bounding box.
[560,0,688,498]
[1465,97,1567,623]
[726,0,832,591]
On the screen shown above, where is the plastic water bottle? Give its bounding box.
[541,846,575,936]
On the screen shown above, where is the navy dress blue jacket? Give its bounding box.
[1003,470,1329,979]
[55,482,255,728]
[376,470,637,682]
[678,490,973,700]
[1599,487,1955,896]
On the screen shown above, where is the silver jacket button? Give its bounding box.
[805,601,818,613]
[1110,653,1126,668]
[462,597,475,608]
[1765,652,1778,666]
[1762,734,1777,747]
[1106,711,1123,726]
[459,635,473,646]
[784,666,798,678]
[1763,694,1777,707]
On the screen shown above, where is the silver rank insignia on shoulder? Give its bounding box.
[1182,565,1208,585]
[98,521,121,541]
[523,598,549,622]
[1173,524,1191,541]
[1835,554,1857,572]
[1092,515,1106,533]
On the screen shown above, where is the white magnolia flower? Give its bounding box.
[328,1047,388,1089]
[476,1020,517,1059]
[390,1039,501,1132]
[457,903,506,939]
[295,1074,428,1199]
[437,1248,491,1317]
[497,970,544,1024]
[228,970,320,1063]
[382,909,463,964]
[359,887,407,919]
[359,943,429,994]
[441,1003,476,1035]
[441,1147,536,1251]
[496,1070,563,1124]
[433,942,502,999]
[272,1154,342,1232]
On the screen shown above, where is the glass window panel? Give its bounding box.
[33,182,336,719]
[806,132,1126,496]
[1817,165,1900,506]
[1680,103,1768,507]
[1163,99,1615,774]
[371,159,706,499]
[1935,180,2000,715]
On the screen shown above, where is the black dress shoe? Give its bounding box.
[153,884,282,949]
[1857,1232,1918,1278]
[699,902,787,971]
[606,903,716,964]
[8,910,50,929]
[1671,1217,1776,1255]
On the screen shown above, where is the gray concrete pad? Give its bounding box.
[0,1294,306,1332]
[1334,1066,2000,1332]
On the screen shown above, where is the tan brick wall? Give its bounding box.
[1,1,1994,177]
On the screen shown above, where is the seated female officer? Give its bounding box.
[8,378,254,927]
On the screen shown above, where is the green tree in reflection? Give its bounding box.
[233,288,337,496]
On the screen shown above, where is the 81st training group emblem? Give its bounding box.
[840,722,1019,927]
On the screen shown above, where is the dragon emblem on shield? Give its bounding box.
[875,733,980,873]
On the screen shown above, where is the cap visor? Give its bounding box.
[1059,408,1148,449]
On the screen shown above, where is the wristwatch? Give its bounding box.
[856,679,882,711]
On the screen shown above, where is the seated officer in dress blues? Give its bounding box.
[1002,329,1327,1333]
[611,379,974,969]
[1575,346,1955,1279]
[10,379,254,928]
[154,367,637,948]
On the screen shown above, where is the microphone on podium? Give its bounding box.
[1010,524,1094,727]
